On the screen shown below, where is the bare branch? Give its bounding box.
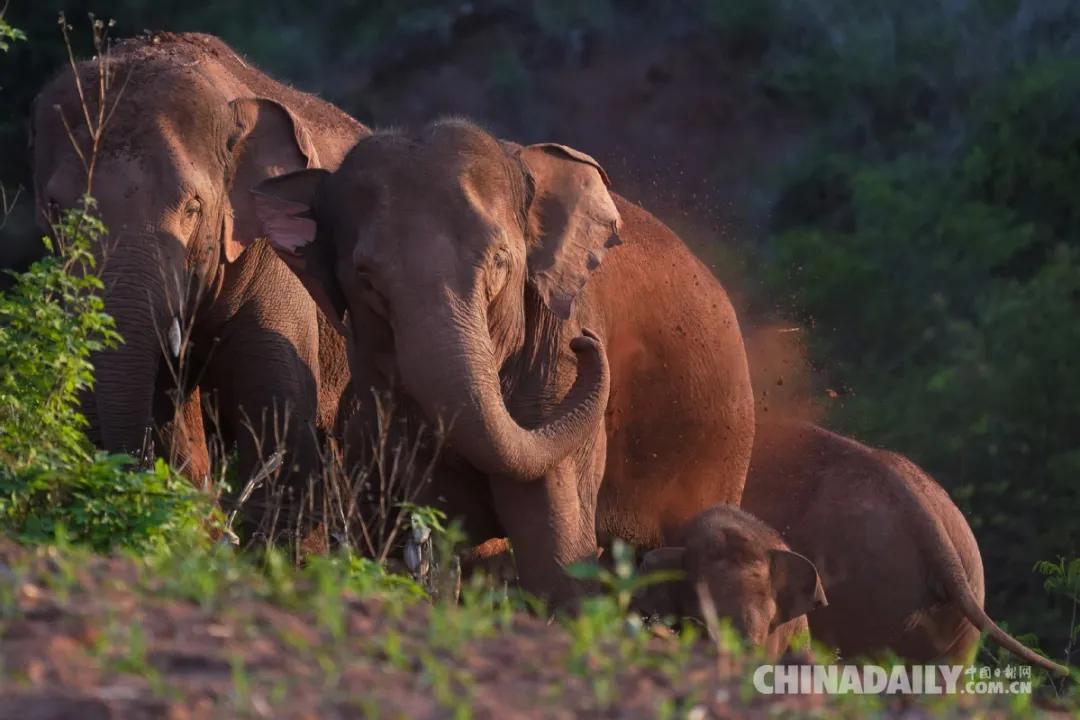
[0,183,21,231]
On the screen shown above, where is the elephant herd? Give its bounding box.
[29,32,1066,675]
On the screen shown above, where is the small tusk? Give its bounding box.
[168,316,182,358]
[404,539,421,574]
[217,527,240,547]
[411,525,431,545]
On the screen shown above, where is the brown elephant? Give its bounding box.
[249,120,755,604]
[635,505,827,659]
[32,33,364,514]
[741,421,1069,675]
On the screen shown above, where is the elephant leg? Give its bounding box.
[155,386,211,487]
[488,436,606,610]
[204,330,322,540]
[335,384,504,556]
[423,455,503,543]
[460,537,516,584]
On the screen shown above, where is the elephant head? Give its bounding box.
[635,505,827,648]
[250,120,616,482]
[32,50,320,456]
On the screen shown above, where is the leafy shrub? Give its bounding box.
[0,10,26,52]
[0,200,211,551]
[1035,557,1080,665]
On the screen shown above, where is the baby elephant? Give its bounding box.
[634,505,827,658]
[743,421,1069,675]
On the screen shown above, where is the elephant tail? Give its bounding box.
[950,572,1069,675]
[879,452,1070,677]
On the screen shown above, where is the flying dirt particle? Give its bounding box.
[776,376,784,386]
[825,388,839,399]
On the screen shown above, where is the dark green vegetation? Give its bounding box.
[1,1,1079,712]
[0,200,209,551]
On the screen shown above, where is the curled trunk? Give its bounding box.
[394,307,609,483]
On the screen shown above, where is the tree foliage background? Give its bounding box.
[1,0,1077,655]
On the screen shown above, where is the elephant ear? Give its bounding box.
[768,549,828,628]
[517,143,622,319]
[632,547,688,618]
[250,169,348,334]
[224,97,321,263]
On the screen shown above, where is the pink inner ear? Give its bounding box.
[251,192,316,254]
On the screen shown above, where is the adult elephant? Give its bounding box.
[250,120,756,603]
[32,33,364,518]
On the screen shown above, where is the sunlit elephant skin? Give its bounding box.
[32,33,365,514]
[635,504,827,659]
[251,120,756,604]
[742,421,1068,675]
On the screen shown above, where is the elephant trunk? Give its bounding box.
[93,242,169,456]
[393,303,609,482]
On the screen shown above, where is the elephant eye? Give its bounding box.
[184,198,203,218]
[491,248,511,275]
[488,249,511,297]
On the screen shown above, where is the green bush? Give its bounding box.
[1035,557,1080,655]
[0,12,26,52]
[0,200,210,551]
